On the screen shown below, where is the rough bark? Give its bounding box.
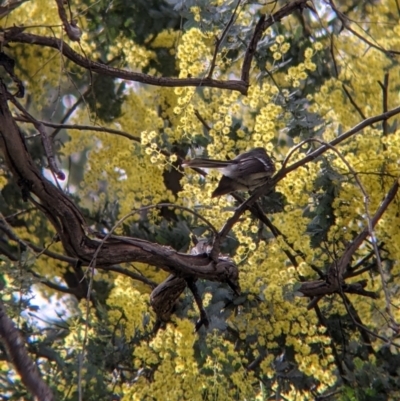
[0,299,55,401]
[0,83,239,285]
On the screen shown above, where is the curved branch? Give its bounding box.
[277,105,400,181]
[241,0,311,83]
[0,299,55,401]
[0,83,238,286]
[189,105,400,263]
[4,30,248,95]
[5,0,312,95]
[298,178,399,298]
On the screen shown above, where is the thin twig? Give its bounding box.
[3,208,35,221]
[342,84,367,120]
[329,0,400,56]
[378,73,389,136]
[29,270,80,295]
[338,285,396,346]
[284,136,397,324]
[208,0,242,79]
[347,246,378,272]
[210,184,270,261]
[340,293,375,354]
[135,203,218,234]
[345,261,377,279]
[330,34,339,77]
[232,193,301,268]
[51,79,97,138]
[104,265,157,288]
[9,97,65,180]
[0,213,31,251]
[278,105,400,177]
[15,116,141,143]
[194,109,211,131]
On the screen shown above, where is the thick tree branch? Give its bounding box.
[241,0,311,83]
[150,274,187,322]
[4,30,248,95]
[4,1,311,95]
[189,105,400,267]
[0,83,238,288]
[279,105,400,179]
[0,299,55,401]
[54,0,81,41]
[342,84,367,120]
[299,178,399,299]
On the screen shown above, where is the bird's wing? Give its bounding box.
[227,156,275,177]
[182,158,232,169]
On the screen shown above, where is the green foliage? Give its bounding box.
[306,159,342,247]
[86,76,126,122]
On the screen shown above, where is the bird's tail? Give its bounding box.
[182,158,232,169]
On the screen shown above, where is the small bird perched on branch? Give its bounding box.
[182,147,276,198]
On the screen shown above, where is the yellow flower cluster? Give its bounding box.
[107,276,154,334]
[111,37,156,69]
[270,34,291,62]
[129,319,204,400]
[177,28,213,78]
[148,29,180,50]
[6,0,60,30]
[284,45,319,88]
[63,88,183,218]
[190,6,201,23]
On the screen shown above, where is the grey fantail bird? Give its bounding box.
[182,147,275,198]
